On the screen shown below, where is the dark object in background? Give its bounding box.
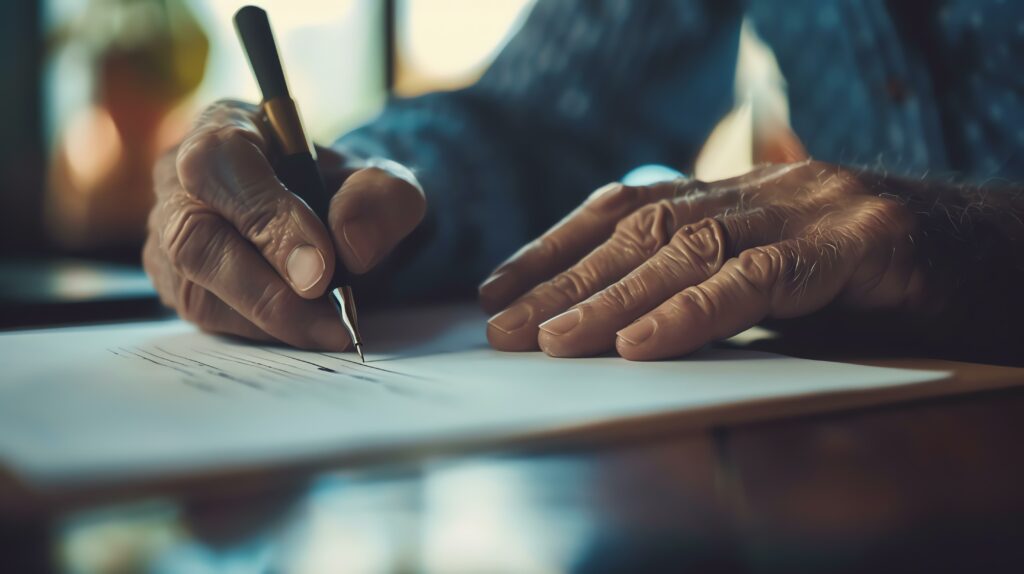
[0,259,164,329]
[0,2,45,256]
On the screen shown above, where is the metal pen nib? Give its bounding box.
[328,285,364,362]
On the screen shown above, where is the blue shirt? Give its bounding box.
[338,0,1024,300]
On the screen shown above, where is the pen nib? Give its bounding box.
[328,285,365,363]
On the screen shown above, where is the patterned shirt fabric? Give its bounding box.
[337,0,1024,300]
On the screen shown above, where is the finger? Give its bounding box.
[478,167,801,315]
[486,197,718,351]
[328,161,426,274]
[159,195,348,351]
[176,121,336,298]
[537,208,789,357]
[143,225,178,309]
[191,99,270,152]
[616,234,857,361]
[478,181,685,314]
[144,227,272,343]
[177,281,275,343]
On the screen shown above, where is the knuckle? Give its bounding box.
[614,201,676,256]
[667,285,716,319]
[858,197,916,235]
[547,270,591,304]
[211,98,251,112]
[176,132,219,193]
[162,206,224,278]
[734,245,789,293]
[236,194,288,243]
[662,217,727,275]
[200,99,260,128]
[177,125,256,193]
[597,277,649,312]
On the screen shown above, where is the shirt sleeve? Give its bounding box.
[336,0,744,301]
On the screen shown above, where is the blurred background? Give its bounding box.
[0,0,775,326]
[0,0,537,325]
[2,0,535,260]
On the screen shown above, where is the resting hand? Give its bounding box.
[480,160,940,360]
[143,100,424,349]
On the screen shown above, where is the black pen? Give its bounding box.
[233,5,364,361]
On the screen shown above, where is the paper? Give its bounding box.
[0,304,946,486]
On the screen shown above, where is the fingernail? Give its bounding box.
[286,245,326,292]
[488,305,531,334]
[539,308,582,336]
[618,318,656,346]
[341,218,379,270]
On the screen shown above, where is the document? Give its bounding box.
[0,304,947,487]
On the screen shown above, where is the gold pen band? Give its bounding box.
[262,96,312,156]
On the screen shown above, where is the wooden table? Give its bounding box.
[2,332,1023,573]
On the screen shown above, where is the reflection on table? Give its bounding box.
[56,384,1024,573]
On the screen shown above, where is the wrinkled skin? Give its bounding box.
[480,161,949,360]
[143,100,425,350]
[147,101,1021,361]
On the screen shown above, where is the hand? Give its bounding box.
[143,100,425,349]
[479,160,942,360]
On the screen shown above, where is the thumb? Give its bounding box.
[328,160,426,274]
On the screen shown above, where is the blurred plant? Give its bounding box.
[46,0,208,256]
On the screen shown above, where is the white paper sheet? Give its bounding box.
[0,304,946,486]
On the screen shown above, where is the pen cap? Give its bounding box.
[234,6,290,100]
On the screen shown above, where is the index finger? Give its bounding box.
[174,114,337,299]
[478,181,687,314]
[186,100,270,154]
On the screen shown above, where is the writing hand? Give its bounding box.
[143,100,425,349]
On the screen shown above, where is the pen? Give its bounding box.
[233,5,365,361]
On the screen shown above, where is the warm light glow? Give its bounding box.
[153,101,194,155]
[63,105,123,193]
[420,461,588,572]
[399,0,534,83]
[188,0,381,142]
[208,0,357,31]
[694,18,789,181]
